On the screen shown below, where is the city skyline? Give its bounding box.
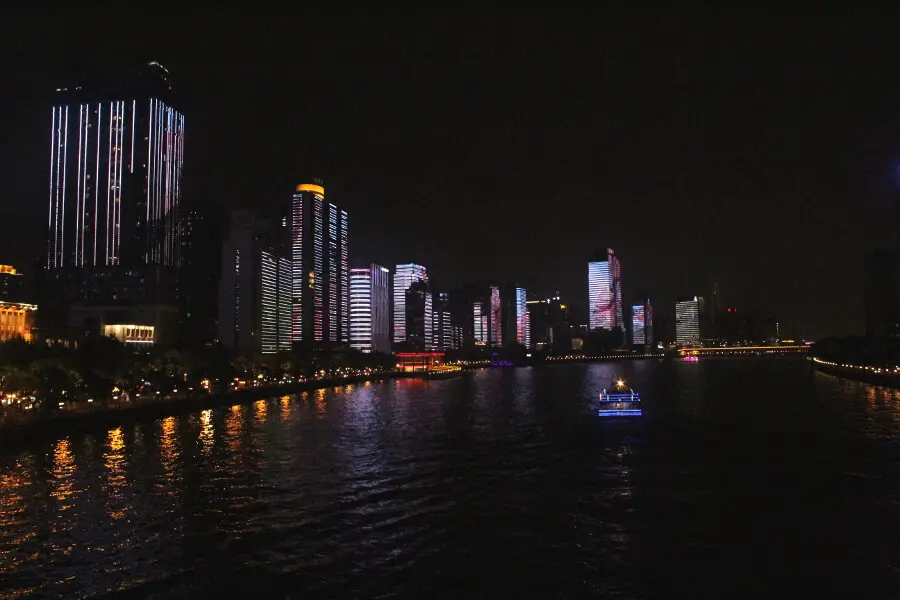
[3,12,900,339]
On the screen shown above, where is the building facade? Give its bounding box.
[42,62,186,345]
[349,264,391,353]
[290,181,349,347]
[675,296,701,347]
[217,211,291,354]
[393,263,428,345]
[588,248,623,332]
[632,297,653,348]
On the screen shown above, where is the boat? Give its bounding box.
[598,376,642,417]
[683,355,698,362]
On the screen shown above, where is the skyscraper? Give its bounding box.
[47,61,184,270]
[393,263,428,344]
[515,287,531,348]
[43,62,186,345]
[632,296,653,348]
[489,285,502,347]
[349,264,391,353]
[218,211,291,354]
[291,180,349,347]
[675,296,700,347]
[588,248,623,331]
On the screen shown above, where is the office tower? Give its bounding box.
[502,285,531,349]
[432,292,452,351]
[632,297,653,348]
[43,62,185,344]
[588,248,623,331]
[393,263,428,344]
[349,264,391,353]
[675,296,701,347]
[218,211,291,354]
[178,200,223,348]
[489,285,502,347]
[425,291,434,350]
[47,62,184,270]
[473,301,488,346]
[527,293,571,351]
[290,180,349,347]
[864,248,900,339]
[405,279,429,351]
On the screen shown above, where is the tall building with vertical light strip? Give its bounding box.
[47,61,184,270]
[675,296,700,347]
[515,287,530,348]
[588,248,623,331]
[349,264,391,353]
[290,180,349,347]
[393,263,428,344]
[631,296,653,348]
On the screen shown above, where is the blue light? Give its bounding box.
[598,409,643,417]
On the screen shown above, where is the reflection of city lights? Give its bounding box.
[280,395,292,421]
[224,405,243,451]
[254,399,267,425]
[52,439,77,509]
[199,410,213,453]
[159,417,178,480]
[315,388,327,417]
[104,427,128,518]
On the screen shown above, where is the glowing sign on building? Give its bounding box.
[490,286,502,347]
[103,323,155,345]
[588,248,623,332]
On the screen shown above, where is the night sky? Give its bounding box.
[2,10,900,339]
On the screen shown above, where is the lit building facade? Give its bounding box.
[349,264,391,353]
[632,297,653,348]
[218,211,291,354]
[393,263,428,344]
[0,302,37,343]
[47,62,184,270]
[490,285,502,347]
[675,296,701,347]
[291,181,349,346]
[588,248,623,331]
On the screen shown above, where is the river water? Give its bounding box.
[1,359,899,598]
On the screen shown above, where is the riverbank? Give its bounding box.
[0,371,422,450]
[810,357,900,388]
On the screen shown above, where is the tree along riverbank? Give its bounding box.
[0,371,423,450]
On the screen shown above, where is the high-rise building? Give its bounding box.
[433,292,459,351]
[47,62,184,271]
[42,62,186,345]
[527,293,571,351]
[502,286,531,349]
[290,180,349,347]
[349,264,391,353]
[393,263,428,344]
[0,265,37,343]
[675,296,701,347]
[489,285,502,347]
[588,248,623,331]
[217,211,291,354]
[178,200,223,348]
[404,279,429,351]
[632,297,653,348]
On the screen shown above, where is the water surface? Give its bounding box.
[1,359,899,598]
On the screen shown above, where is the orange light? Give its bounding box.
[296,183,325,197]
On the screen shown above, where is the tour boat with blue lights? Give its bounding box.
[597,376,642,417]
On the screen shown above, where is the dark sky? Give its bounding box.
[2,10,900,339]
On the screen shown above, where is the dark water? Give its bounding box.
[2,359,900,599]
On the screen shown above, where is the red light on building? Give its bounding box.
[395,352,445,372]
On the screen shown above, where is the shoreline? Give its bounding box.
[810,358,900,388]
[0,371,421,450]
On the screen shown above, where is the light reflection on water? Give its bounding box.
[0,361,898,598]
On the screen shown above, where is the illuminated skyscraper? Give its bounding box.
[393,263,428,344]
[47,61,184,270]
[675,296,700,346]
[291,180,349,346]
[473,301,488,346]
[515,288,530,348]
[42,62,185,344]
[588,248,623,331]
[349,264,391,353]
[632,297,653,348]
